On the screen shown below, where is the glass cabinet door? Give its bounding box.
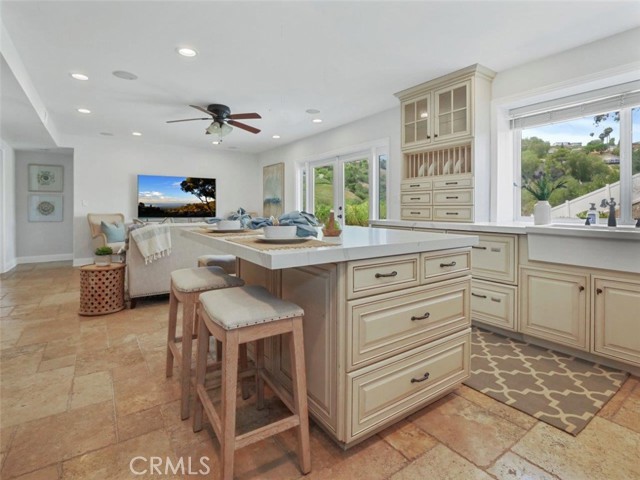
[435,82,470,140]
[403,95,431,146]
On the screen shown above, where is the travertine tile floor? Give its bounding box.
[1,262,638,479]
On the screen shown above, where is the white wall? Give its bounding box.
[68,135,261,263]
[0,140,17,272]
[14,150,74,262]
[258,107,401,219]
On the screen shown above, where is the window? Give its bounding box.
[297,142,388,226]
[511,84,640,223]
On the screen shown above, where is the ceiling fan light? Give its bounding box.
[206,122,221,135]
[220,122,233,137]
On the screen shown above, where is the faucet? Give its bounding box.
[600,198,617,227]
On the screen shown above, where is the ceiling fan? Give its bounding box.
[167,104,261,141]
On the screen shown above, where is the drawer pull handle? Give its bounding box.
[471,292,487,299]
[411,312,430,321]
[472,246,487,250]
[440,261,457,268]
[445,212,459,215]
[410,211,421,215]
[491,297,501,303]
[375,271,398,279]
[409,184,420,187]
[446,196,459,199]
[410,197,421,200]
[596,288,603,294]
[411,372,431,383]
[579,286,585,292]
[445,181,457,185]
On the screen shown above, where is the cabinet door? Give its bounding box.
[593,278,640,366]
[520,268,589,350]
[434,81,470,141]
[402,95,431,148]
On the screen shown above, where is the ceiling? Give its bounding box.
[1,1,639,154]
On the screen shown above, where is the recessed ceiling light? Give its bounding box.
[112,70,138,80]
[312,118,323,124]
[70,73,88,81]
[99,132,114,136]
[177,47,197,57]
[306,109,320,114]
[77,108,91,114]
[132,132,142,136]
[272,135,281,139]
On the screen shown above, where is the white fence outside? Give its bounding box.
[551,173,640,218]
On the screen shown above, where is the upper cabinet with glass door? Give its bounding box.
[396,64,494,152]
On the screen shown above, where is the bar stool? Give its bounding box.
[166,266,245,420]
[193,285,311,480]
[197,254,237,275]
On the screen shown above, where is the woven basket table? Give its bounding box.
[79,263,126,316]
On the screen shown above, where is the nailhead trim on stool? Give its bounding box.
[193,286,311,480]
[166,266,245,421]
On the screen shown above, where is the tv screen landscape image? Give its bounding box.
[137,175,216,218]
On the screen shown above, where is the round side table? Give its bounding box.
[79,263,126,316]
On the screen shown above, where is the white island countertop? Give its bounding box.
[183,225,478,270]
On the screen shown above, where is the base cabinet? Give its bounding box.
[593,277,640,366]
[471,279,517,331]
[520,267,589,351]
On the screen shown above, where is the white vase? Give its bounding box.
[533,201,551,225]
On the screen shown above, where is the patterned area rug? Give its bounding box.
[465,328,629,435]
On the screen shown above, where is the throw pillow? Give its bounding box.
[101,221,126,243]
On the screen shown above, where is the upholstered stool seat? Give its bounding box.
[197,254,237,275]
[166,266,244,420]
[194,285,311,480]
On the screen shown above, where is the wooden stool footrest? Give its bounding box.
[235,415,300,450]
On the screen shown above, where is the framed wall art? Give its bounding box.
[28,164,63,192]
[28,194,63,222]
[263,163,284,218]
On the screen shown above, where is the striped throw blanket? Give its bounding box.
[130,224,171,264]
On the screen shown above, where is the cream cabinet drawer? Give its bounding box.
[464,233,517,284]
[401,193,432,205]
[401,179,432,191]
[347,279,470,370]
[421,249,471,283]
[347,255,420,300]
[433,189,473,206]
[432,206,473,222]
[401,207,432,221]
[433,175,472,190]
[471,280,517,331]
[348,329,470,439]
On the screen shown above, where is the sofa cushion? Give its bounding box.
[101,221,126,243]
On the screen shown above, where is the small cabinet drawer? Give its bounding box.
[471,279,517,331]
[433,189,473,206]
[432,206,473,222]
[401,207,432,221]
[347,255,420,300]
[347,279,470,370]
[401,179,432,191]
[348,329,470,440]
[457,233,517,284]
[433,175,472,190]
[421,249,470,283]
[401,193,432,205]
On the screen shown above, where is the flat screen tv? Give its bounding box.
[137,175,216,218]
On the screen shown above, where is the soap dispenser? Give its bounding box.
[587,203,598,226]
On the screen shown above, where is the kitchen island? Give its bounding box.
[184,226,478,447]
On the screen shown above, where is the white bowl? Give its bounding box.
[264,225,297,239]
[218,220,241,230]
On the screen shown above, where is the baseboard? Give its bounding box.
[17,253,73,264]
[1,258,17,273]
[73,257,94,267]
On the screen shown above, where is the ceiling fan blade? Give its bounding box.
[228,112,262,120]
[189,105,216,117]
[227,120,261,134]
[166,117,211,123]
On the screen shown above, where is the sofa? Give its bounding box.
[126,224,226,306]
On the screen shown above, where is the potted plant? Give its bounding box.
[94,246,113,266]
[522,171,567,225]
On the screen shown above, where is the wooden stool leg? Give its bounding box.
[192,308,209,433]
[289,318,311,474]
[256,339,265,410]
[221,330,240,480]
[166,288,179,378]
[180,297,196,420]
[240,344,250,400]
[216,340,222,362]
